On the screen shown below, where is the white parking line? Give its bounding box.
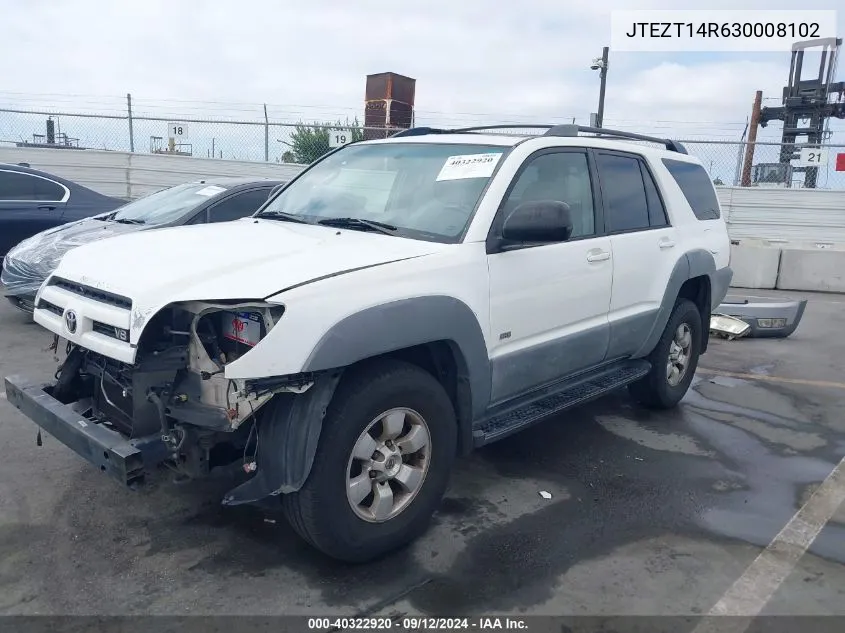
[692,454,845,633]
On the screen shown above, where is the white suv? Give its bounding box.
[5,124,732,562]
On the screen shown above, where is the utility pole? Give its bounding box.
[595,47,609,128]
[126,93,135,153]
[733,118,749,186]
[263,104,269,162]
[741,90,762,187]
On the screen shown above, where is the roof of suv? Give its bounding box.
[360,124,699,163]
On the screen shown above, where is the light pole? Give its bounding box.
[590,47,609,128]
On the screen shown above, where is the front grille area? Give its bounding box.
[37,298,63,317]
[49,277,132,310]
[92,320,130,341]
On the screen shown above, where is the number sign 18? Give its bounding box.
[167,122,188,139]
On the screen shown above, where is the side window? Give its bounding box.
[661,158,721,220]
[640,162,668,227]
[500,151,596,239]
[186,209,208,224]
[0,171,65,201]
[595,153,650,233]
[33,177,66,201]
[208,188,271,223]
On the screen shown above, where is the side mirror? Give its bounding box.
[501,200,573,243]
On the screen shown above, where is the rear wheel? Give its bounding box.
[281,359,457,563]
[628,298,702,409]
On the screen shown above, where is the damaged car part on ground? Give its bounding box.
[1,177,284,313]
[3,124,733,563]
[714,295,808,338]
[708,313,752,340]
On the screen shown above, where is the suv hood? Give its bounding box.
[45,218,447,324]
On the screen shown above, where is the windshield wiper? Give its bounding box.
[316,217,398,235]
[113,218,145,225]
[255,211,312,224]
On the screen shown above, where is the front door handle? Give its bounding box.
[37,205,56,211]
[587,250,611,262]
[659,238,675,249]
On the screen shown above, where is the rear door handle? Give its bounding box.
[587,250,611,262]
[37,205,56,211]
[659,238,675,249]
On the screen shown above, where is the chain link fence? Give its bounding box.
[681,140,845,189]
[2,106,844,189]
[0,107,399,166]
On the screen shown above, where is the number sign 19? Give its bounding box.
[328,129,349,148]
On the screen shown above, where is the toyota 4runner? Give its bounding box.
[4,124,732,562]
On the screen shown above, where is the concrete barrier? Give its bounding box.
[776,249,845,293]
[728,244,781,289]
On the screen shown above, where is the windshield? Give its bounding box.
[110,182,229,224]
[257,142,509,241]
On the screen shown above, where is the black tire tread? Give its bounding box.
[628,298,701,409]
[281,358,456,562]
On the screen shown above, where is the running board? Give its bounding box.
[473,360,651,446]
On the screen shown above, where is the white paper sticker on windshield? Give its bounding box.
[436,153,501,181]
[195,185,227,197]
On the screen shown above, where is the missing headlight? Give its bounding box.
[222,311,263,347]
[192,303,282,366]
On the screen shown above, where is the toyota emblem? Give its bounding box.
[65,310,77,334]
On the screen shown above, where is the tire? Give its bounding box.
[628,298,702,409]
[281,359,457,563]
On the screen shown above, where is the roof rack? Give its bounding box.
[545,124,687,154]
[390,126,450,137]
[391,124,687,154]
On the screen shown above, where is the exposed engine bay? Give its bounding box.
[47,301,314,480]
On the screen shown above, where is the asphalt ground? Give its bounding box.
[0,288,843,626]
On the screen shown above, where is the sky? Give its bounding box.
[1,0,844,184]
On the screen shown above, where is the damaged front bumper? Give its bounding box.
[3,374,169,487]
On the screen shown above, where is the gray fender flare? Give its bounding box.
[631,249,718,358]
[302,295,492,417]
[304,295,491,458]
[222,370,343,505]
[222,296,492,503]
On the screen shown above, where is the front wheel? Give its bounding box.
[628,298,702,409]
[281,359,457,563]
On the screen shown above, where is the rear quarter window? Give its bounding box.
[0,170,66,201]
[661,158,721,220]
